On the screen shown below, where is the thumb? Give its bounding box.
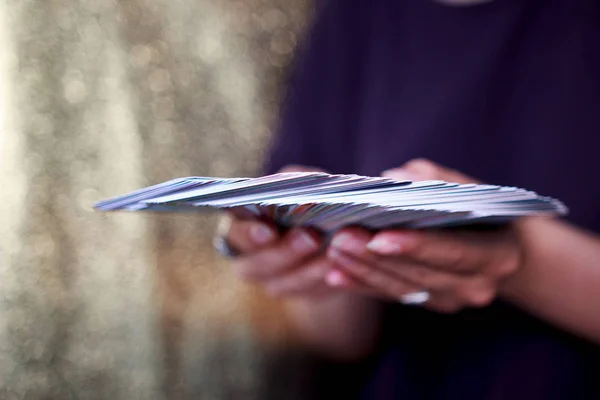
[382,158,480,184]
[278,164,328,174]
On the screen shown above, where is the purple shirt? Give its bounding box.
[265,1,600,398]
[266,0,600,232]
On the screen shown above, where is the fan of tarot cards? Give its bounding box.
[94,172,567,232]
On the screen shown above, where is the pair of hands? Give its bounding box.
[224,159,524,313]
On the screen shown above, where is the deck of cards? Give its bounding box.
[94,172,567,232]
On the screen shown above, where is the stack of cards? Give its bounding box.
[94,172,567,232]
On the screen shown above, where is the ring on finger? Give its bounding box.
[213,235,241,259]
[213,214,241,259]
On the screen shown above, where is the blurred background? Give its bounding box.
[0,0,317,398]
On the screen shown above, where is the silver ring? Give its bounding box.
[213,214,241,258]
[399,291,430,305]
[213,235,241,258]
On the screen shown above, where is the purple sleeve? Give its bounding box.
[262,1,361,175]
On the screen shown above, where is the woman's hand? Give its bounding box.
[327,225,523,313]
[324,159,525,313]
[219,165,384,359]
[221,164,360,299]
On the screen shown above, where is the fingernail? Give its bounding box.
[367,237,404,255]
[325,270,345,286]
[251,224,276,245]
[290,230,318,253]
[330,233,362,254]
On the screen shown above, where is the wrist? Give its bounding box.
[497,218,543,301]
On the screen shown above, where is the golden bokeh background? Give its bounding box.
[0,1,316,398]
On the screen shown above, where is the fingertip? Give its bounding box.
[366,237,403,255]
[250,222,277,245]
[325,269,351,287]
[330,228,371,254]
[366,231,415,255]
[228,218,280,253]
[287,228,321,254]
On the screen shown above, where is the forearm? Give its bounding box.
[283,293,383,361]
[501,217,600,344]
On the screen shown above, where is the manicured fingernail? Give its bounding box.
[367,237,404,255]
[290,230,318,253]
[250,224,276,245]
[325,270,345,286]
[330,233,362,254]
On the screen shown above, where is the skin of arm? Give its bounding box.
[226,164,385,361]
[323,159,600,346]
[229,159,600,361]
[501,217,600,344]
